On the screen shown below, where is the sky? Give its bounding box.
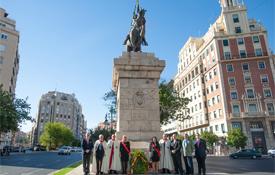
[1,0,274,132]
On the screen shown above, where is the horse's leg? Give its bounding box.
[127,45,132,52]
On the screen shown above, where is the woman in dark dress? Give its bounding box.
[149,136,161,173]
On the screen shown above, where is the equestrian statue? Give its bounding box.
[123,0,148,52]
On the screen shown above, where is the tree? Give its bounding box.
[201,131,219,149]
[159,80,190,125]
[103,89,117,119]
[72,138,81,147]
[0,86,32,134]
[227,128,247,149]
[89,128,116,143]
[39,122,74,150]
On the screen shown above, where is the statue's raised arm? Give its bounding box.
[123,1,148,52]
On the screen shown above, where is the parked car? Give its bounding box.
[229,149,262,159]
[70,147,82,152]
[75,147,82,152]
[34,145,46,151]
[70,147,77,152]
[0,146,10,156]
[267,148,275,157]
[58,146,71,155]
[22,147,33,153]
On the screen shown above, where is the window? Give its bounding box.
[215,125,219,131]
[244,75,252,84]
[210,126,213,132]
[221,124,225,133]
[261,75,268,83]
[219,109,222,116]
[209,72,212,79]
[237,38,244,45]
[231,91,238,100]
[0,44,6,52]
[215,82,219,89]
[253,36,260,43]
[214,68,217,76]
[263,89,272,98]
[210,44,214,51]
[235,27,242,34]
[232,122,242,130]
[0,57,3,64]
[213,111,217,118]
[228,77,236,86]
[208,100,211,107]
[226,64,234,72]
[217,95,221,103]
[210,85,214,92]
[240,50,247,58]
[223,39,229,46]
[205,75,208,82]
[258,61,266,69]
[233,104,240,114]
[232,14,239,23]
[267,103,275,115]
[248,104,257,113]
[242,63,249,72]
[246,89,255,98]
[0,33,8,40]
[212,97,216,105]
[255,48,263,56]
[224,52,231,60]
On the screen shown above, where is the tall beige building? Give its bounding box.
[0,8,20,149]
[165,0,275,153]
[33,91,87,145]
[0,8,19,94]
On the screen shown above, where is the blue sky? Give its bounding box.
[1,0,274,132]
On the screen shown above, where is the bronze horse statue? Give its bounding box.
[123,8,148,52]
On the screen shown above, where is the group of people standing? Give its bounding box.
[151,133,207,175]
[82,133,130,175]
[82,132,207,175]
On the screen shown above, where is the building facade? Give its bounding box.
[32,91,87,145]
[171,0,275,153]
[0,8,20,149]
[0,8,19,94]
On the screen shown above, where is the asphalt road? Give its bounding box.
[0,153,274,175]
[193,156,275,175]
[0,151,82,175]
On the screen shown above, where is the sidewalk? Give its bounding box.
[66,164,83,175]
[65,164,275,175]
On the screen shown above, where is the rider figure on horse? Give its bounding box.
[123,4,148,52]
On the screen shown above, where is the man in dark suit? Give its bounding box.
[120,135,131,174]
[194,133,207,175]
[82,133,94,175]
[170,134,184,175]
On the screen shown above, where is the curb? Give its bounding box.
[47,160,82,175]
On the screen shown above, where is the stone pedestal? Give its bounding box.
[112,52,165,142]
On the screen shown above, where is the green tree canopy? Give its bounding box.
[103,89,117,118]
[0,86,32,134]
[159,80,190,125]
[227,128,247,149]
[39,122,74,150]
[201,131,219,148]
[89,128,116,142]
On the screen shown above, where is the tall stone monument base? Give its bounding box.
[113,52,165,143]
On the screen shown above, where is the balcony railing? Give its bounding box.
[230,112,267,118]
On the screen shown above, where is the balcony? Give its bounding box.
[229,112,267,119]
